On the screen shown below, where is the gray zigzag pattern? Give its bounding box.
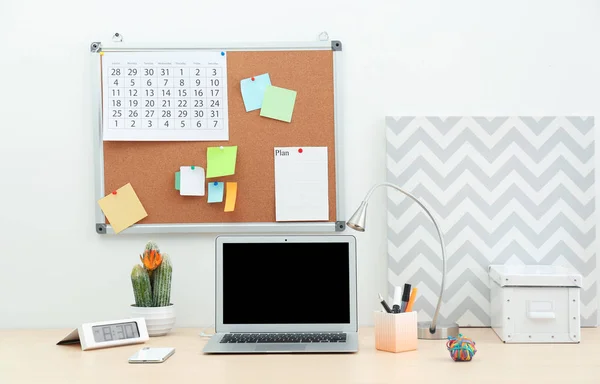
[387,237,597,280]
[386,116,597,326]
[387,157,594,191]
[387,211,595,249]
[386,116,594,135]
[386,184,595,221]
[386,127,594,163]
[385,116,594,136]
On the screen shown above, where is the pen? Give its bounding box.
[378,293,392,313]
[405,287,418,312]
[392,304,401,314]
[400,283,411,312]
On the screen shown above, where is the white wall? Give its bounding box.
[1,0,599,328]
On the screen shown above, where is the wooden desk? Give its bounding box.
[1,327,598,383]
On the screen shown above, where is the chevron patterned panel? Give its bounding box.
[386,116,596,327]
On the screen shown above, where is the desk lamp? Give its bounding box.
[347,182,459,340]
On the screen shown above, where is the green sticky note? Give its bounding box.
[259,86,297,123]
[207,146,238,178]
[175,171,180,190]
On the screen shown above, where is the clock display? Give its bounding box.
[92,322,140,342]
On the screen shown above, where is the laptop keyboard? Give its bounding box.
[220,332,347,344]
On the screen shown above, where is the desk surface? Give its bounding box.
[1,327,599,383]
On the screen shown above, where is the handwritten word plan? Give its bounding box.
[101,51,228,141]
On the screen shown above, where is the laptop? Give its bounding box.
[203,235,359,354]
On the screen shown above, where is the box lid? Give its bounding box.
[488,264,582,287]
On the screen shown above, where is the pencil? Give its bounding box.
[405,287,418,312]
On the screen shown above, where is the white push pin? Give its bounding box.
[220,146,224,150]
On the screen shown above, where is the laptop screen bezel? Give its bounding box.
[215,235,358,333]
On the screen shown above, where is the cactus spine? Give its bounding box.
[131,265,152,307]
[152,253,172,307]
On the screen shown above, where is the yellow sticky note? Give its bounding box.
[97,183,148,234]
[224,182,238,212]
[207,146,238,178]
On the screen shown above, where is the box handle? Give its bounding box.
[527,311,556,319]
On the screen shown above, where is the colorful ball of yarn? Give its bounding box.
[446,334,477,362]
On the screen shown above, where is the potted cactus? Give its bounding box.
[130,241,175,336]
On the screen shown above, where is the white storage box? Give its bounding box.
[488,264,581,343]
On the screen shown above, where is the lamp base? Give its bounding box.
[417,322,459,340]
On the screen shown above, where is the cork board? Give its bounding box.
[102,50,337,225]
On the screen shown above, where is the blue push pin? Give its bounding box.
[214,182,218,186]
[221,51,225,56]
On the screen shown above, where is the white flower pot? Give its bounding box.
[131,304,176,336]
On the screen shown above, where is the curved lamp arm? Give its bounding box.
[347,182,446,333]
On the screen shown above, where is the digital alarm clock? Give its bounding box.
[57,317,149,351]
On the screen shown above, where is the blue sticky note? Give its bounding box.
[240,73,271,112]
[208,181,224,203]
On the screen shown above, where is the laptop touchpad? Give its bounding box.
[255,344,307,352]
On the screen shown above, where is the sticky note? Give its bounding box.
[260,85,297,123]
[240,73,271,112]
[175,171,180,190]
[208,181,224,203]
[180,166,205,196]
[224,182,238,212]
[97,183,148,234]
[207,146,238,178]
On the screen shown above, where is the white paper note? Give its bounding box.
[180,166,205,196]
[274,147,329,221]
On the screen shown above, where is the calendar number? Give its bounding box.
[162,111,172,118]
[111,68,121,76]
[144,68,155,76]
[160,69,170,76]
[145,110,155,118]
[112,110,122,118]
[128,68,138,76]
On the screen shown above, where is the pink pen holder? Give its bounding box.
[374,310,418,353]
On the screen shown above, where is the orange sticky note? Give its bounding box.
[224,182,237,212]
[97,183,148,234]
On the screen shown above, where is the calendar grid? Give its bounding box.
[102,52,228,141]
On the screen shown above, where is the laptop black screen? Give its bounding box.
[222,242,351,324]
